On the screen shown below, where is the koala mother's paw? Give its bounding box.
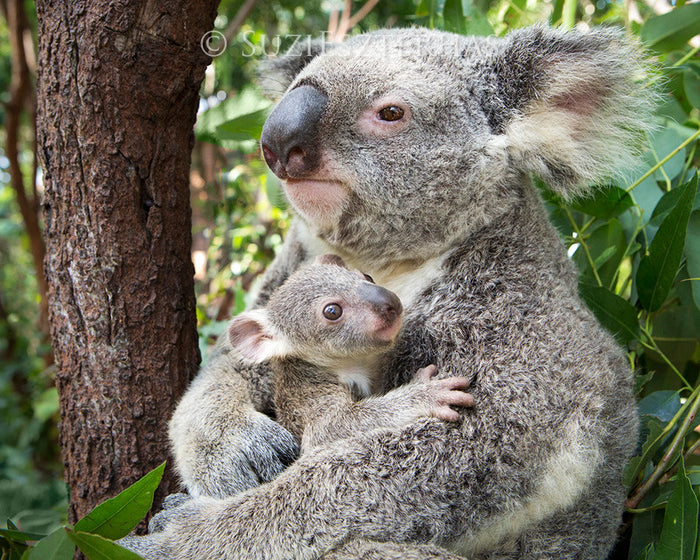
[117,533,169,559]
[149,493,192,533]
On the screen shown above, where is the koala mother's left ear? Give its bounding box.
[487,25,658,200]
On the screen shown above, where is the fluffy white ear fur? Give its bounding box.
[498,26,658,199]
[228,310,290,362]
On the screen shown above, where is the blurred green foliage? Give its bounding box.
[1,0,699,558]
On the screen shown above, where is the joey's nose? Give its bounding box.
[359,283,403,323]
[261,85,328,179]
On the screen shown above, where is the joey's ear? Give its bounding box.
[258,38,336,99]
[315,254,347,268]
[228,310,287,362]
[488,25,658,199]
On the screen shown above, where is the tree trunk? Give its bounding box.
[36,0,219,525]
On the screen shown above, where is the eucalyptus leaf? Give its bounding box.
[686,211,700,310]
[570,185,634,219]
[27,528,75,560]
[644,127,688,184]
[67,531,144,560]
[638,391,682,423]
[637,176,698,312]
[641,3,700,52]
[654,457,699,560]
[578,284,640,344]
[216,107,270,141]
[74,462,165,540]
[0,529,46,543]
[685,70,700,110]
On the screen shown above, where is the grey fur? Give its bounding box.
[120,24,654,559]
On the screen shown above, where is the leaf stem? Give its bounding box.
[639,324,692,390]
[673,45,700,67]
[626,382,700,510]
[658,438,700,486]
[565,208,603,286]
[625,129,700,194]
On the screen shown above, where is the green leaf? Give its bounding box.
[644,126,690,184]
[632,543,655,560]
[686,211,700,310]
[641,3,700,52]
[627,418,668,487]
[33,387,59,422]
[195,88,271,150]
[638,391,683,423]
[0,529,46,543]
[637,175,698,312]
[573,220,627,287]
[216,107,270,141]
[435,0,493,35]
[654,457,699,560]
[685,70,700,110]
[74,462,165,540]
[67,531,144,560]
[27,528,75,560]
[570,185,634,219]
[579,284,640,344]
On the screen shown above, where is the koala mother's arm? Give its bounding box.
[169,219,319,497]
[129,407,557,560]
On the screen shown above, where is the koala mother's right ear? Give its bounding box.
[258,38,337,100]
[486,25,659,201]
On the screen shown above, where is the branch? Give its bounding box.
[224,0,259,44]
[2,0,48,323]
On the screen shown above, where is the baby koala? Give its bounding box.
[228,254,473,452]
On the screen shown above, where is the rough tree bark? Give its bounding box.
[36,0,219,524]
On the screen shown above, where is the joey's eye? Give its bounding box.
[363,273,375,284]
[378,106,405,122]
[323,303,343,321]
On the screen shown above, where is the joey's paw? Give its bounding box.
[411,366,474,422]
[427,376,474,421]
[242,411,300,483]
[414,364,438,381]
[149,493,191,533]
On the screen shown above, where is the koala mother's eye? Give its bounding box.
[378,106,405,121]
[323,303,343,321]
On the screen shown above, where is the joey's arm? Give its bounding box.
[275,361,473,451]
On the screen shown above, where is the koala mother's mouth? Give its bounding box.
[282,178,349,225]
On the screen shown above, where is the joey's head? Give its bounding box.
[260,27,656,266]
[228,254,403,367]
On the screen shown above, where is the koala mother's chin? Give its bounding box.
[283,178,348,229]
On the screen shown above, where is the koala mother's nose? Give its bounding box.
[261,85,328,179]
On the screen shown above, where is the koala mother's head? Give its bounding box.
[260,27,655,266]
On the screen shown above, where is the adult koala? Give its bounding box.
[121,25,655,559]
